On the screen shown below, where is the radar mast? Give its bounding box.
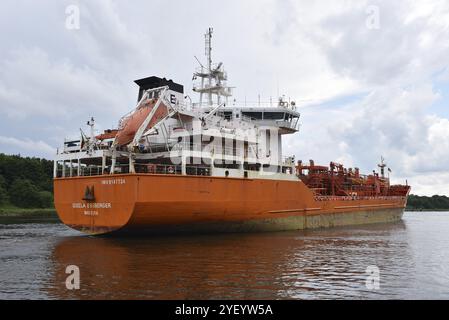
[192,27,233,106]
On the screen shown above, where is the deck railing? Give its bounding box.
[172,142,244,157]
[55,163,211,178]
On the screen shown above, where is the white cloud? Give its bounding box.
[306,1,449,89]
[0,47,129,120]
[0,136,55,158]
[279,0,449,196]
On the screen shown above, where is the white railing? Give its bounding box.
[171,142,244,157]
[55,163,212,178]
[190,100,298,110]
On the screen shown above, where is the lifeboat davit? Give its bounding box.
[114,99,169,146]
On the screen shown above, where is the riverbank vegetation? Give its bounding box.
[0,206,56,217]
[0,153,53,210]
[406,194,449,211]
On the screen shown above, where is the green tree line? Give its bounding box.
[406,194,449,211]
[0,153,53,208]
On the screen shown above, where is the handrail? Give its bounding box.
[171,142,243,157]
[190,101,299,110]
[55,163,212,178]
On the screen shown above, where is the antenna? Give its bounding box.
[378,156,387,178]
[192,28,233,106]
[87,117,95,140]
[206,27,213,105]
[192,28,232,106]
[194,55,204,69]
[205,27,213,72]
[213,62,223,72]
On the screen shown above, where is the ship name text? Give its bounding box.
[72,202,112,209]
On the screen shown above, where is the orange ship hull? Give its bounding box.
[54,174,408,235]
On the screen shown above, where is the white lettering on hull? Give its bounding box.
[72,203,112,209]
[83,210,98,216]
[101,178,126,185]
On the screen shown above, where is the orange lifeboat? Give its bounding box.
[95,129,118,140]
[114,99,169,146]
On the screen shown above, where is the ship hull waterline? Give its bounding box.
[53,174,407,236]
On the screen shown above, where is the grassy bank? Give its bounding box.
[0,206,57,218]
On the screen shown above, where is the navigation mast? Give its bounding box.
[378,156,387,178]
[193,27,233,106]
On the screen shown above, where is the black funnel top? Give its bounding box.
[134,76,184,101]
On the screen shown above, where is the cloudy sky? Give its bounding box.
[0,0,448,195]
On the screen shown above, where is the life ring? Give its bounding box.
[168,166,175,174]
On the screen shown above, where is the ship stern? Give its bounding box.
[53,175,137,235]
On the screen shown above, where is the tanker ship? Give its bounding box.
[53,28,410,235]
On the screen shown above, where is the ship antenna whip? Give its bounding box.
[194,55,204,69]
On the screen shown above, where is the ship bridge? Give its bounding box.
[216,105,300,134]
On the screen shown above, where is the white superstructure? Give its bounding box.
[54,28,301,181]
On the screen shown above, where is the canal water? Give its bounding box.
[0,212,448,299]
